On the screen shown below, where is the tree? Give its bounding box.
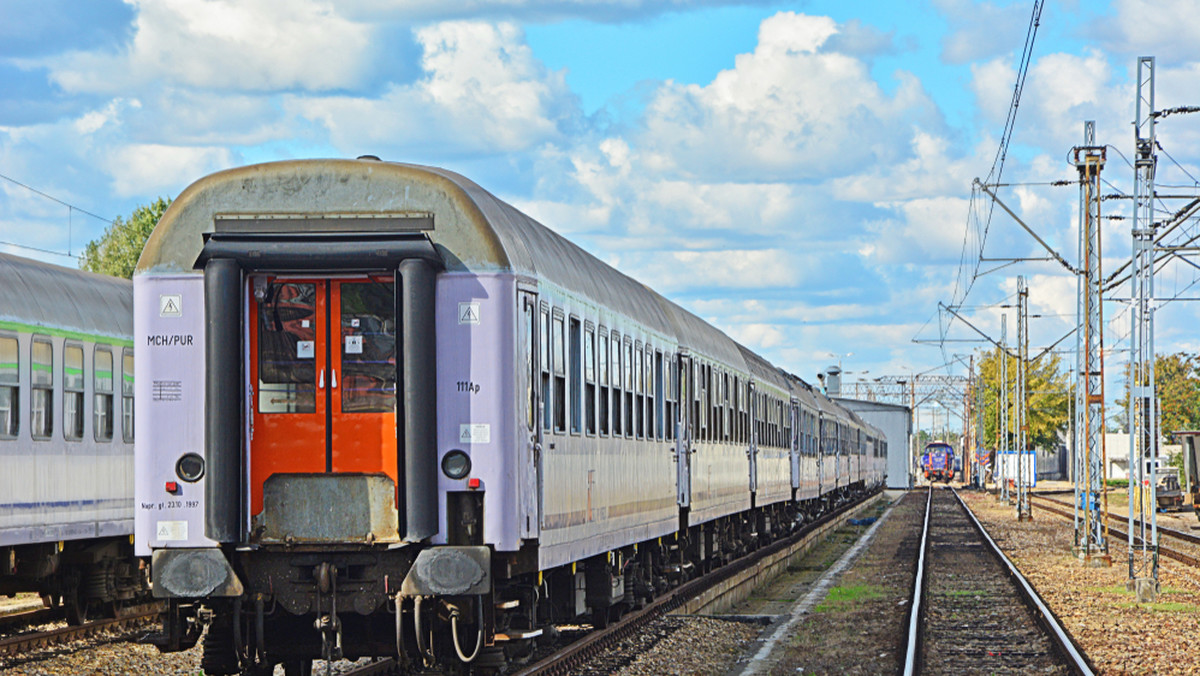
[80,197,171,279]
[1113,352,1200,438]
[976,346,1071,451]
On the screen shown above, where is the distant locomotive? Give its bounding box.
[0,253,146,623]
[134,159,888,675]
[922,441,955,483]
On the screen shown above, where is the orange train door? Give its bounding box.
[249,276,398,517]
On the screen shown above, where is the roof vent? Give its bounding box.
[357,155,381,161]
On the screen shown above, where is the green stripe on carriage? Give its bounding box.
[0,319,134,347]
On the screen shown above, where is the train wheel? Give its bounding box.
[64,580,91,626]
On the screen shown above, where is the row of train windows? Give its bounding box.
[524,305,826,452]
[531,309,679,442]
[0,336,134,442]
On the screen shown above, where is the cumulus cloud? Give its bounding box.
[292,21,579,156]
[43,0,375,93]
[934,0,1030,64]
[105,143,236,197]
[631,11,941,182]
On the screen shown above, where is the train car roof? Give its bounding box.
[138,158,749,371]
[0,253,132,341]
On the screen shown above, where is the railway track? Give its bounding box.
[904,488,1092,675]
[336,490,884,676]
[0,603,160,658]
[1029,495,1200,568]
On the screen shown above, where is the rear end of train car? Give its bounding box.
[134,160,533,673]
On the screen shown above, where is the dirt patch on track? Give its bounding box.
[768,491,925,675]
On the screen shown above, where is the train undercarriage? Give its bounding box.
[151,483,875,675]
[1,536,149,625]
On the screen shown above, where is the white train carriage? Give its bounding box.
[133,158,881,673]
[0,253,143,623]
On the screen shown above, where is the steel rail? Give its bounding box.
[0,605,160,658]
[1030,493,1200,547]
[901,486,932,676]
[1030,497,1200,568]
[956,489,1095,675]
[0,607,60,633]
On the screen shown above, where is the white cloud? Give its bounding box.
[934,0,1029,64]
[292,21,577,156]
[632,11,939,182]
[104,143,235,197]
[44,0,374,94]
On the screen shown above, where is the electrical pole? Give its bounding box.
[999,315,1010,504]
[1016,276,1032,521]
[1073,120,1111,564]
[1129,56,1159,601]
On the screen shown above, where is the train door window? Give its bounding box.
[338,280,396,414]
[30,336,53,440]
[122,350,134,441]
[598,330,609,436]
[655,350,664,440]
[691,362,700,442]
[624,339,634,439]
[552,313,566,434]
[633,343,643,439]
[569,317,581,435]
[540,308,550,432]
[584,325,596,436]
[0,336,17,438]
[256,282,317,414]
[94,347,114,442]
[524,302,535,431]
[611,333,622,436]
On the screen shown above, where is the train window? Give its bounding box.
[257,282,316,414]
[611,333,622,436]
[63,344,84,441]
[584,325,596,436]
[569,317,581,435]
[624,340,634,439]
[598,330,609,436]
[0,336,17,438]
[541,308,550,432]
[524,303,535,432]
[122,351,134,441]
[655,351,663,440]
[94,347,114,442]
[634,345,644,439]
[552,314,565,433]
[723,373,731,441]
[31,336,53,440]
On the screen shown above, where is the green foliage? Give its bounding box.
[976,346,1071,451]
[80,197,171,279]
[1111,353,1200,439]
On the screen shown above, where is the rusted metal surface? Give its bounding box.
[255,473,401,544]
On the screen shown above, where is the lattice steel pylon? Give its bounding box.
[1072,121,1111,565]
[999,315,1011,504]
[1015,277,1032,521]
[1128,55,1159,601]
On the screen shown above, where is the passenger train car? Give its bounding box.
[0,253,144,623]
[133,158,887,674]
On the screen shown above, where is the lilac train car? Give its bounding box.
[133,158,887,674]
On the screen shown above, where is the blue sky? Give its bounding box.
[3,0,1200,427]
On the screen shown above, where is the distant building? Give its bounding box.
[834,397,913,490]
